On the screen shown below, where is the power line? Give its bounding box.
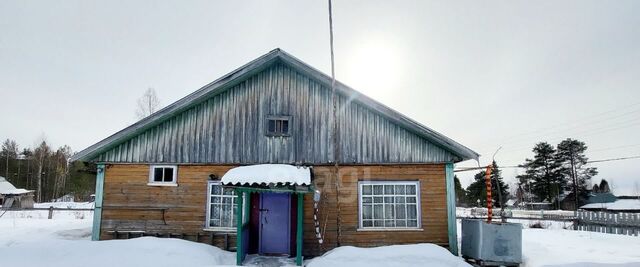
[587,155,640,164]
[454,155,640,172]
[479,101,640,147]
[494,119,640,156]
[474,104,640,152]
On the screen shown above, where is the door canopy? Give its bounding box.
[221,164,311,186]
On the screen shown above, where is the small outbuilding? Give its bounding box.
[71,49,478,265]
[0,176,34,208]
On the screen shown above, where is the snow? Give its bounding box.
[522,228,640,267]
[581,199,640,211]
[2,204,94,220]
[34,201,95,209]
[2,206,639,267]
[307,244,471,267]
[0,217,236,267]
[456,219,640,267]
[0,175,33,195]
[221,164,311,186]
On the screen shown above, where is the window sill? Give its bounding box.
[147,183,178,187]
[203,228,237,233]
[356,228,423,232]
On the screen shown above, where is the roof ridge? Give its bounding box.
[71,48,478,162]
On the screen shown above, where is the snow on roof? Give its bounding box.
[221,164,311,186]
[0,176,33,195]
[581,199,640,211]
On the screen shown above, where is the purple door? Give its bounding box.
[259,193,291,255]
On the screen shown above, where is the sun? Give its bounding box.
[343,39,404,101]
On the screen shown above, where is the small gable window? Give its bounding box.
[148,165,177,186]
[266,115,291,137]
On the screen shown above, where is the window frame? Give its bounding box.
[205,181,245,232]
[357,180,422,231]
[147,165,178,186]
[265,115,292,137]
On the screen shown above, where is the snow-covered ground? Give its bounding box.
[0,214,236,267]
[307,244,470,267]
[456,219,640,267]
[2,207,639,267]
[2,202,93,220]
[34,201,95,209]
[522,228,640,267]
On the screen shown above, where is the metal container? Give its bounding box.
[461,219,522,266]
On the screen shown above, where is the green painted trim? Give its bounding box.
[91,164,105,241]
[244,192,251,227]
[296,193,304,266]
[235,190,244,266]
[445,163,458,255]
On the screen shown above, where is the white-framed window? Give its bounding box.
[148,165,177,186]
[358,181,421,229]
[206,181,238,230]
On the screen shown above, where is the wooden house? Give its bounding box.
[0,176,34,208]
[70,49,478,265]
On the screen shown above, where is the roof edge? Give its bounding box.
[71,48,479,162]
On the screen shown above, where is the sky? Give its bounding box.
[1,1,639,195]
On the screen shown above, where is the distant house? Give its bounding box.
[581,195,640,213]
[70,49,478,265]
[0,176,34,208]
[580,199,640,213]
[588,192,617,204]
[560,191,591,211]
[562,191,617,211]
[54,193,75,202]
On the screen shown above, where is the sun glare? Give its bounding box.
[343,40,404,101]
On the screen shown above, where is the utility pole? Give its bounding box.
[5,152,8,179]
[327,0,341,247]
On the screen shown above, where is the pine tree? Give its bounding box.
[598,179,610,193]
[465,161,510,207]
[1,139,19,181]
[556,138,598,210]
[517,142,565,207]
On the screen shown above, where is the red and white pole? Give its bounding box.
[485,164,493,223]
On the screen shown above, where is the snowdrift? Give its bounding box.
[0,236,235,267]
[307,243,471,267]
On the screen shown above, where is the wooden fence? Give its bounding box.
[575,210,640,236]
[459,208,640,237]
[0,206,94,219]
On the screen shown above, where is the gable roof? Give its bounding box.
[71,48,478,162]
[0,176,33,195]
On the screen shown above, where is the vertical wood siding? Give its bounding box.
[96,63,456,164]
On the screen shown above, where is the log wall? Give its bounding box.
[99,164,448,256]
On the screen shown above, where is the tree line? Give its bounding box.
[455,161,511,208]
[516,138,598,210]
[455,138,601,210]
[0,89,159,204]
[0,138,95,203]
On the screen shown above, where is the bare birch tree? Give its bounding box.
[135,88,161,119]
[33,141,50,202]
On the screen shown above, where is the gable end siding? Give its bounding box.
[95,63,459,164]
